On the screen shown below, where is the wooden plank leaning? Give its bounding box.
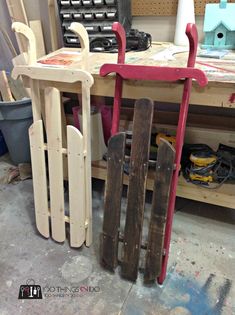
[144,139,175,283]
[121,98,154,282]
[100,132,126,270]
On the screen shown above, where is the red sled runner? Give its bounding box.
[100,22,208,284]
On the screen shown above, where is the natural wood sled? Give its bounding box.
[12,22,93,247]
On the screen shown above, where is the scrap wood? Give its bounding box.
[3,166,20,184]
[12,52,28,66]
[0,26,17,57]
[19,163,32,181]
[29,20,46,58]
[6,0,28,53]
[48,0,59,51]
[12,53,31,97]
[0,164,32,184]
[196,60,235,74]
[0,71,14,102]
[7,74,29,100]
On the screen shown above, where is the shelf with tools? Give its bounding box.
[88,105,235,209]
[91,157,235,209]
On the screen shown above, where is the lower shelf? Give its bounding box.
[92,160,235,209]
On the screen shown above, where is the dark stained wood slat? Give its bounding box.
[144,139,175,283]
[100,132,126,271]
[121,98,154,282]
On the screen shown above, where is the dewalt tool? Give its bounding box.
[182,143,235,187]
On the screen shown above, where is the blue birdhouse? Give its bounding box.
[202,0,235,49]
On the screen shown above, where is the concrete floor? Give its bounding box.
[0,156,234,315]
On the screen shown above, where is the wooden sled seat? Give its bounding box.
[101,98,175,283]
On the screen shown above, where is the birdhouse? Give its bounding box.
[202,0,235,49]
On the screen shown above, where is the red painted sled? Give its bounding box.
[100,22,208,284]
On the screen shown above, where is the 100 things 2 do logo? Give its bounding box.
[18,279,42,299]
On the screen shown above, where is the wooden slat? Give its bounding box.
[12,66,94,85]
[68,23,90,71]
[7,75,29,100]
[132,0,235,16]
[12,52,30,99]
[12,22,37,64]
[0,71,14,102]
[121,98,154,282]
[12,52,28,66]
[79,112,107,161]
[45,87,65,242]
[90,112,107,161]
[144,139,175,283]
[100,133,126,270]
[67,126,86,248]
[61,95,68,180]
[82,82,92,246]
[29,120,50,238]
[29,20,46,58]
[30,80,42,122]
[6,0,28,52]
[48,0,59,51]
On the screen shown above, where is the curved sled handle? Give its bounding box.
[112,22,126,64]
[12,22,37,64]
[69,22,89,70]
[100,64,208,87]
[186,23,198,68]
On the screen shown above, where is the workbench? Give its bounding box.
[26,43,235,209]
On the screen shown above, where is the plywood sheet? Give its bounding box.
[132,0,235,16]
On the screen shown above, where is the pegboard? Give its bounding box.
[132,0,235,16]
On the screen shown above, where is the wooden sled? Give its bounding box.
[12,22,93,247]
[101,98,175,283]
[100,22,208,283]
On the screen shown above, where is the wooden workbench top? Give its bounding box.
[37,44,235,84]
